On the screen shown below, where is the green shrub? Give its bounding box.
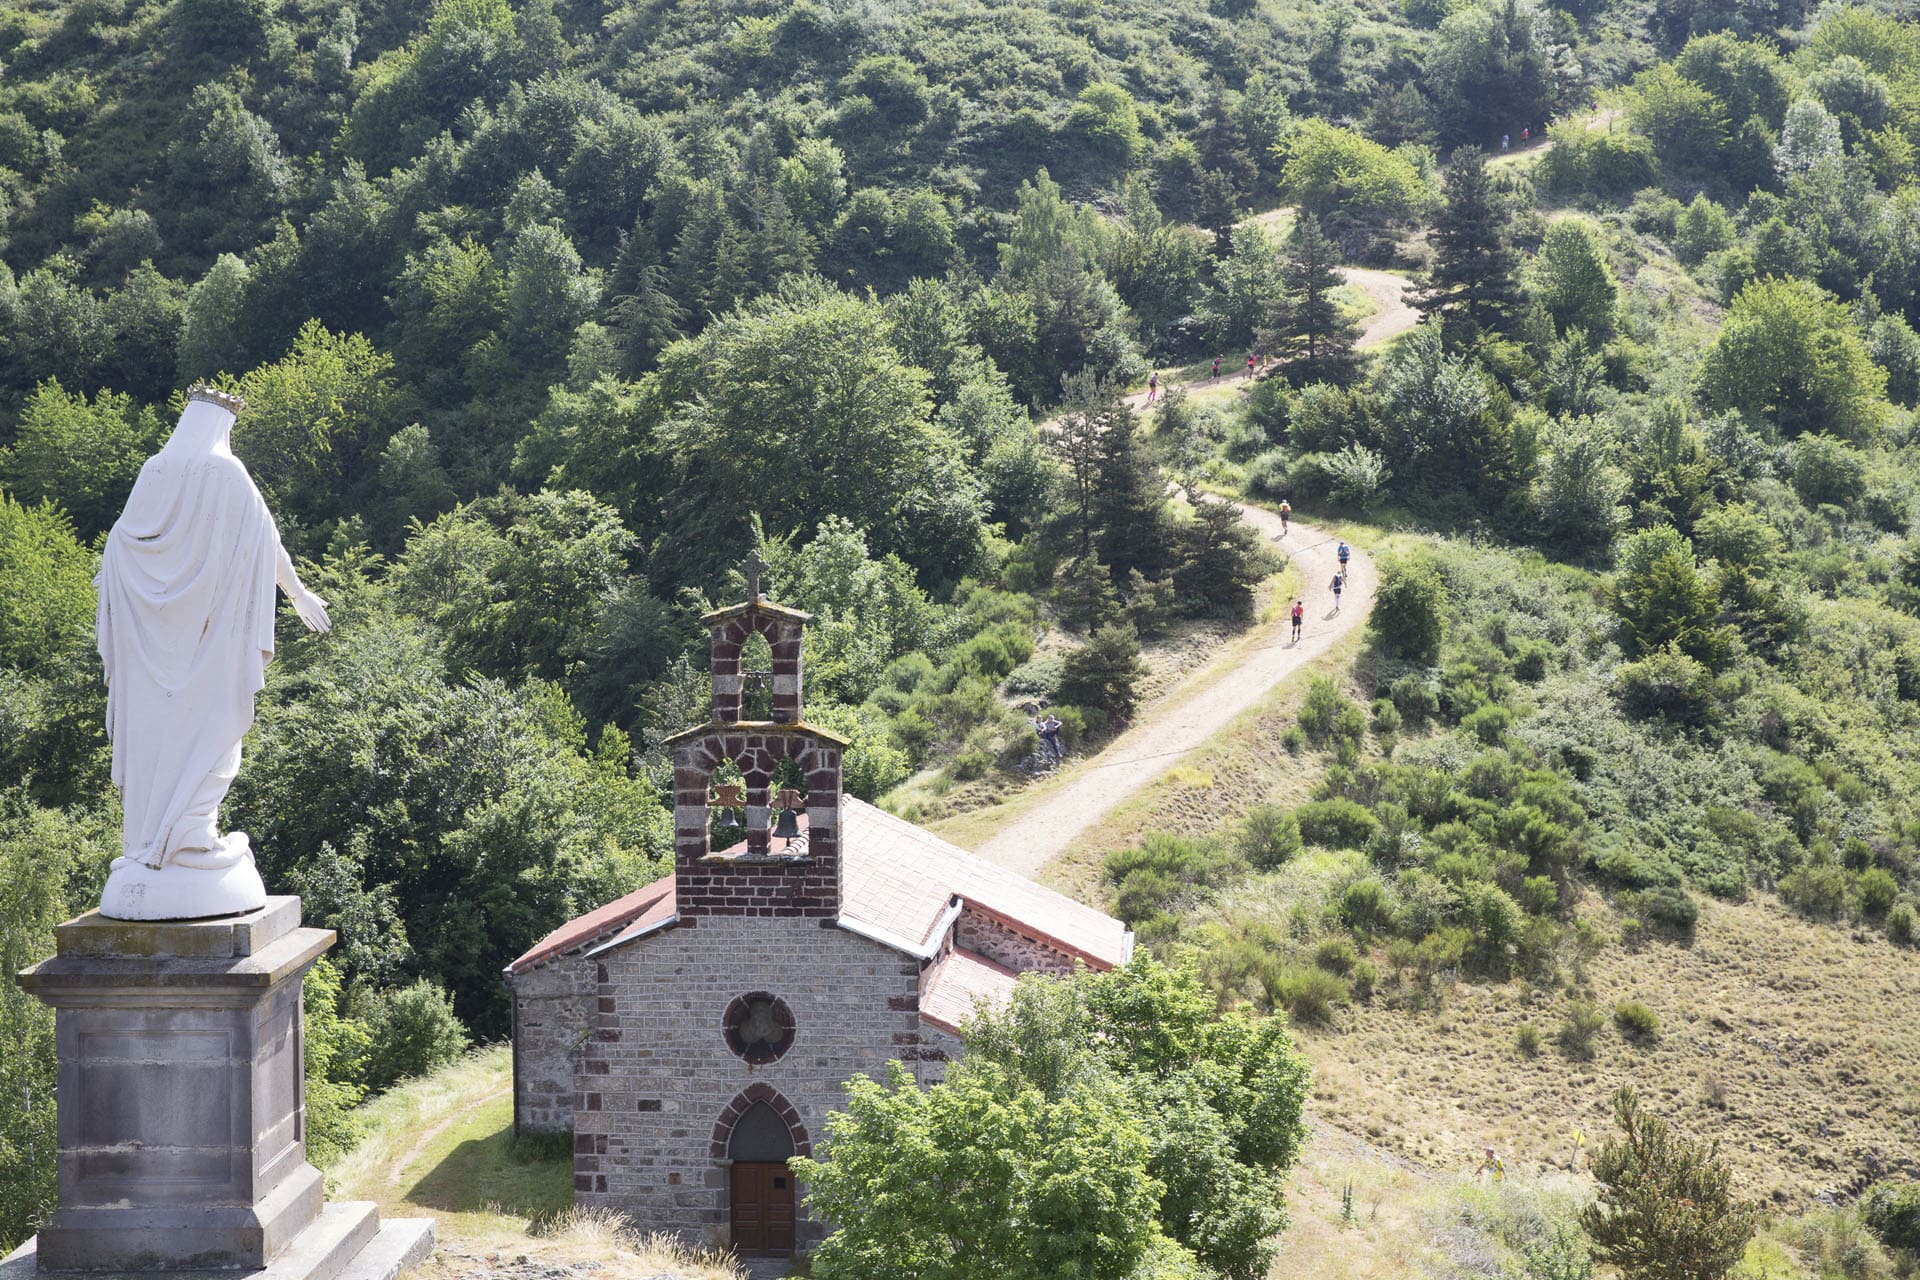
[1558,999,1605,1057]
[1622,884,1698,930]
[1616,646,1719,726]
[1237,804,1303,869]
[1298,675,1346,743]
[1862,1180,1920,1252]
[1889,901,1918,946]
[1281,724,1308,753]
[1313,936,1358,975]
[360,979,470,1092]
[1262,963,1350,1025]
[1516,1022,1542,1057]
[1369,698,1402,736]
[1613,999,1660,1041]
[1389,673,1440,723]
[1104,833,1245,926]
[1058,623,1146,719]
[1370,553,1445,664]
[1520,875,1559,915]
[1295,798,1381,850]
[1340,877,1391,932]
[1779,858,1851,919]
[1857,867,1898,917]
[1461,703,1513,745]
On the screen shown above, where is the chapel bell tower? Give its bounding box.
[663,554,847,919]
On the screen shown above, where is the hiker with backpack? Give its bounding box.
[1331,571,1345,613]
[1278,498,1291,535]
[1337,539,1351,573]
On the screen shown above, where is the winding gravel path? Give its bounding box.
[970,510,1373,877]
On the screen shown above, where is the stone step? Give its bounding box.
[0,1204,432,1280]
[334,1219,435,1280]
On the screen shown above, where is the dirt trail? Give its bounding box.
[1340,267,1417,348]
[972,509,1372,877]
[968,260,1406,878]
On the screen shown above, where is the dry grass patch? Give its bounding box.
[1299,894,1920,1206]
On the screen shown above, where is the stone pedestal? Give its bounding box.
[13,897,433,1277]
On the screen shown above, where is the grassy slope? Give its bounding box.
[328,1047,744,1279]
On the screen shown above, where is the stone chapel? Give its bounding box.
[503,586,1133,1257]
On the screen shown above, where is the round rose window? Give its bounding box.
[723,992,795,1064]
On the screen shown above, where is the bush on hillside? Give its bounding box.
[361,979,471,1092]
[1862,1181,1920,1252]
[1371,553,1446,664]
[1612,999,1659,1041]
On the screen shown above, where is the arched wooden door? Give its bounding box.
[728,1101,796,1255]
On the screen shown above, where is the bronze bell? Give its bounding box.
[771,806,803,841]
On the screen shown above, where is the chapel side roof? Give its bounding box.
[506,874,676,975]
[513,798,1132,974]
[839,797,1133,969]
[919,948,1021,1036]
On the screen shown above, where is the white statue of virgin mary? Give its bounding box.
[95,385,332,921]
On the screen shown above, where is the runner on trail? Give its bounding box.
[1146,370,1159,403]
[1247,352,1256,376]
[1330,571,1344,613]
[1290,598,1304,643]
[1337,539,1351,572]
[1212,356,1221,379]
[1477,1146,1506,1182]
[1278,498,1291,534]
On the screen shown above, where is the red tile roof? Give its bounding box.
[506,875,676,974]
[506,797,1132,976]
[920,948,1021,1035]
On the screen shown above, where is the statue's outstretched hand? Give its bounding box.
[291,588,332,633]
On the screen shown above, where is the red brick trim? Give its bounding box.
[710,1083,811,1159]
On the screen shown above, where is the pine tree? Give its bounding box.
[1579,1088,1761,1280]
[1090,403,1172,582]
[1414,147,1520,337]
[1271,213,1359,385]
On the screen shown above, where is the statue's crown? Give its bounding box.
[186,383,245,416]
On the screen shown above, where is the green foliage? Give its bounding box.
[1280,120,1432,235]
[1696,278,1887,441]
[358,980,470,1092]
[1530,220,1618,340]
[1059,623,1146,721]
[0,798,111,1250]
[653,281,984,587]
[1371,552,1446,664]
[1861,1180,1920,1253]
[1613,999,1660,1040]
[1581,1087,1762,1280]
[302,959,371,1167]
[0,495,95,675]
[1558,1000,1606,1057]
[801,958,1309,1280]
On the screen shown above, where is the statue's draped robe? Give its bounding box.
[96,411,280,869]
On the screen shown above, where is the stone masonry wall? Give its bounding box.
[511,954,597,1134]
[954,909,1079,975]
[574,916,946,1249]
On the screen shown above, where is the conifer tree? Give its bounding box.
[1580,1088,1761,1280]
[1090,403,1172,582]
[1270,213,1359,384]
[1414,147,1521,337]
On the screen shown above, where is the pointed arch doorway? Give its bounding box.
[728,1100,797,1255]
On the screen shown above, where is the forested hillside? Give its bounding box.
[4,0,1920,1268]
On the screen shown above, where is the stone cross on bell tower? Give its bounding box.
[740,550,768,602]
